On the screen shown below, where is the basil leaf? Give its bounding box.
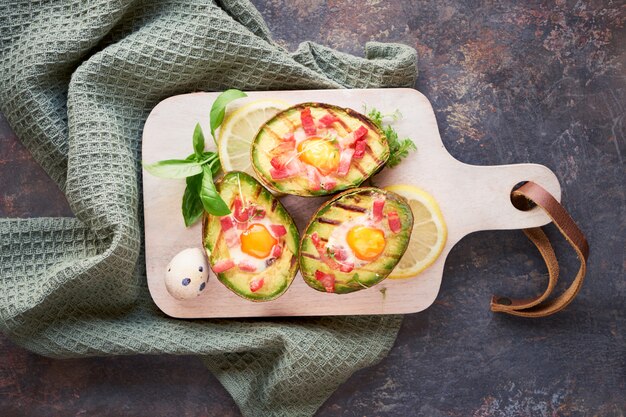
[143,159,203,178]
[192,123,205,158]
[200,165,230,216]
[209,157,221,176]
[182,174,204,227]
[209,89,247,144]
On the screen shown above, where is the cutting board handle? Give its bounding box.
[449,161,561,236]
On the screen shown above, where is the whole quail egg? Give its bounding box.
[164,248,209,300]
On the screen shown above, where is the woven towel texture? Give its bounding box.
[0,1,417,416]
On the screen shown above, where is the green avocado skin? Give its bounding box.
[251,103,390,197]
[299,187,414,294]
[203,171,300,301]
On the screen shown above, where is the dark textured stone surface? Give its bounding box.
[1,1,625,416]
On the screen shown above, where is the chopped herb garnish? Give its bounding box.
[366,106,416,168]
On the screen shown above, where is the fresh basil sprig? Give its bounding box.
[142,89,247,226]
[209,88,247,146]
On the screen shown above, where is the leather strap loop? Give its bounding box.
[490,181,589,318]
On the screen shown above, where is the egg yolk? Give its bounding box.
[297,138,339,175]
[240,224,277,259]
[346,226,386,261]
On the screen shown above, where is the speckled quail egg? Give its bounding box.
[164,248,209,300]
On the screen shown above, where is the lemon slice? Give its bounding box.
[384,184,447,279]
[218,99,290,175]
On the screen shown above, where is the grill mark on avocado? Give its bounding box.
[317,217,341,225]
[302,252,320,260]
[327,109,352,133]
[271,199,278,212]
[351,160,368,176]
[365,144,382,164]
[335,203,367,213]
[253,185,262,199]
[262,126,282,141]
[281,114,296,130]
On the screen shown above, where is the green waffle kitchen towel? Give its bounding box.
[0,1,417,415]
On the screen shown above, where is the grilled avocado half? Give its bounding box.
[202,171,300,301]
[251,103,389,197]
[300,187,414,294]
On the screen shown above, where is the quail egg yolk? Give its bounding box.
[240,223,277,259]
[297,138,339,175]
[346,226,386,261]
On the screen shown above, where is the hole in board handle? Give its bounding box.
[510,181,537,212]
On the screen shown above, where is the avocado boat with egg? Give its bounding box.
[251,103,389,196]
[202,171,300,301]
[299,187,414,294]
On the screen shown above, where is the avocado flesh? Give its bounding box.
[251,103,390,197]
[202,171,300,301]
[299,188,414,294]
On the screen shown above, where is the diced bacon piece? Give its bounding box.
[311,232,321,247]
[343,125,369,147]
[220,216,240,247]
[271,140,295,155]
[249,277,264,292]
[322,178,336,191]
[238,260,257,272]
[270,154,290,169]
[213,259,235,273]
[233,197,250,222]
[271,244,282,258]
[319,113,339,127]
[300,107,317,136]
[251,207,265,219]
[332,246,349,261]
[337,148,354,177]
[272,133,295,153]
[372,198,385,222]
[270,159,302,180]
[220,216,235,231]
[338,261,354,273]
[310,233,345,272]
[306,165,321,191]
[270,167,290,180]
[328,246,354,272]
[388,210,402,233]
[270,224,287,237]
[225,232,240,248]
[354,126,368,140]
[353,139,366,159]
[315,270,336,293]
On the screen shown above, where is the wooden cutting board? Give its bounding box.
[142,88,560,318]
